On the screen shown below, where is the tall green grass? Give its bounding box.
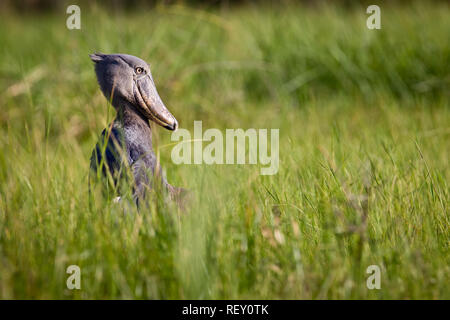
[0,2,448,299]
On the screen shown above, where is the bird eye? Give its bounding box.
[135,67,144,74]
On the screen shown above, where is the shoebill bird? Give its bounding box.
[89,53,183,206]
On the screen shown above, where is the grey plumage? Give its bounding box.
[89,53,183,206]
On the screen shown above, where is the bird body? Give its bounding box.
[89,53,182,206]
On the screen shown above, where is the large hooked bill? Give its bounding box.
[134,75,178,131]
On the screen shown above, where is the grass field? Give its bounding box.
[0,2,449,299]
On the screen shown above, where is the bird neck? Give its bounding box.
[116,101,151,131]
[115,101,154,154]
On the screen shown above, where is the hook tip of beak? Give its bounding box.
[172,119,178,131]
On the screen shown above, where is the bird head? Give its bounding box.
[90,53,178,131]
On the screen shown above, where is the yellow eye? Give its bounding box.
[136,67,144,74]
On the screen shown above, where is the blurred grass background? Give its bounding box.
[0,1,448,299]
